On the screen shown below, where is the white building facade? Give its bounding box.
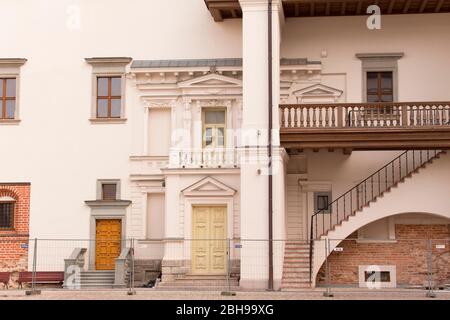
[1,0,450,290]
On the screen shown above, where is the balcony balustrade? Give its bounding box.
[169,148,239,169]
[279,102,450,150]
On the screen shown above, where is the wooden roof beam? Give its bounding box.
[435,0,445,12]
[388,0,396,14]
[403,0,412,13]
[419,0,429,13]
[341,1,347,15]
[209,8,224,22]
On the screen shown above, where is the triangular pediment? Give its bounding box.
[178,73,242,88]
[293,83,343,97]
[182,176,236,196]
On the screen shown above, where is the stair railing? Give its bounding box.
[308,149,442,282]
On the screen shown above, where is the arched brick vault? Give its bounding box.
[311,152,450,286]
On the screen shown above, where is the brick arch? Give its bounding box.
[0,188,20,201]
[313,212,450,287]
[311,152,450,286]
[312,210,450,287]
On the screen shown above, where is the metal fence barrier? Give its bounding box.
[1,237,449,298]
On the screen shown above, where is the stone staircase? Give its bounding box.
[281,242,311,290]
[73,270,117,289]
[309,149,446,286]
[157,274,240,291]
[282,150,446,290]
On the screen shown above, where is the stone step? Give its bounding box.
[284,249,310,253]
[156,285,241,291]
[283,260,309,265]
[78,274,115,279]
[285,246,310,249]
[284,253,309,261]
[283,274,309,279]
[178,275,230,280]
[76,279,115,283]
[282,279,310,284]
[282,268,309,273]
[281,285,312,290]
[77,284,115,289]
[284,256,310,261]
[163,280,239,286]
[79,272,115,276]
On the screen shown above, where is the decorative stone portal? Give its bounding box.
[158,176,240,289]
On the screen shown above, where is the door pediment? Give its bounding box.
[182,176,236,197]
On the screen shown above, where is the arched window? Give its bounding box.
[0,196,15,230]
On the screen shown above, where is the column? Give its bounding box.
[161,174,183,282]
[238,0,283,290]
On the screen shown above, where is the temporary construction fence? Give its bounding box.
[0,237,449,298]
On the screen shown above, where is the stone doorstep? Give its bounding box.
[161,260,183,267]
[158,280,239,287]
[155,285,241,291]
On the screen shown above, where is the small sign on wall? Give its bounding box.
[333,247,344,252]
[235,244,242,249]
[436,244,446,249]
[20,244,29,249]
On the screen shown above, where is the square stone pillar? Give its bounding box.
[239,0,284,290]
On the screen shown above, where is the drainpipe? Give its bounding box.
[267,0,274,291]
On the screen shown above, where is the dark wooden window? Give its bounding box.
[317,195,329,211]
[97,76,121,118]
[314,192,332,214]
[0,78,16,119]
[366,72,393,103]
[0,202,14,229]
[102,183,117,200]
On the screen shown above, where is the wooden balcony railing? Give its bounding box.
[279,102,450,150]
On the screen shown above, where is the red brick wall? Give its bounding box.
[0,183,31,272]
[317,224,450,287]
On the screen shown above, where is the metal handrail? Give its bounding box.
[308,149,442,282]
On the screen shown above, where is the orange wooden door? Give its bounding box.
[95,219,122,270]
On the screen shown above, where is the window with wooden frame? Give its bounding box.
[96,76,122,118]
[0,201,14,229]
[314,192,332,214]
[366,71,394,103]
[0,78,16,119]
[101,183,117,201]
[202,109,226,148]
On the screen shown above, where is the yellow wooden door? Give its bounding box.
[192,206,227,274]
[95,219,122,270]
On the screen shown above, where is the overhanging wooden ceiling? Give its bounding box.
[204,0,450,21]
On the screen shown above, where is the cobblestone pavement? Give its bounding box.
[1,288,450,300]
